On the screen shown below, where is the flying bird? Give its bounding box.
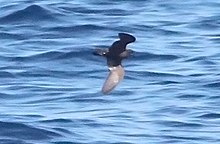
[93,33,136,94]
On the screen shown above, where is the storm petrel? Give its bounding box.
[93,33,136,94]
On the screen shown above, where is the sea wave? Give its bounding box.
[0,5,58,23]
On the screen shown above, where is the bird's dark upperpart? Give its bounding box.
[94,33,136,67]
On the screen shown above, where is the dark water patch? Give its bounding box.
[159,20,187,27]
[124,74,142,81]
[112,25,138,33]
[22,94,69,105]
[169,44,204,51]
[133,24,186,36]
[161,134,205,141]
[154,106,189,115]
[188,73,206,77]
[0,138,32,144]
[60,5,132,16]
[0,121,61,140]
[198,59,217,66]
[204,81,220,88]
[100,114,133,121]
[159,139,183,144]
[106,0,147,1]
[103,9,133,16]
[10,49,94,64]
[0,93,13,99]
[34,33,66,39]
[209,37,220,43]
[184,56,217,66]
[83,120,114,128]
[0,32,27,40]
[190,15,220,30]
[112,89,135,96]
[111,143,133,144]
[171,40,193,45]
[43,118,115,130]
[199,1,220,8]
[184,56,207,62]
[53,141,80,144]
[11,51,64,62]
[0,71,15,78]
[29,86,83,93]
[23,114,44,119]
[178,94,206,99]
[0,55,13,61]
[133,24,156,32]
[58,6,104,14]
[133,51,180,61]
[0,4,57,23]
[65,93,113,103]
[157,120,203,128]
[70,97,110,104]
[56,49,93,60]
[123,95,149,104]
[146,71,183,78]
[0,3,21,12]
[88,141,133,144]
[205,34,220,43]
[10,49,99,66]
[17,69,57,78]
[197,113,220,119]
[207,95,220,100]
[87,0,118,5]
[48,24,110,34]
[41,118,73,124]
[158,28,186,36]
[117,133,151,139]
[152,80,180,85]
[126,70,184,81]
[53,128,72,135]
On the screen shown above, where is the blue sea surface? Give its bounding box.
[0,0,220,143]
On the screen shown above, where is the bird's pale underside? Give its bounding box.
[93,33,136,94]
[102,65,125,94]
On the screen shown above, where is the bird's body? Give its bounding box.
[93,33,136,94]
[102,65,125,94]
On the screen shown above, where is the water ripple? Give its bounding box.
[0,5,57,23]
[0,121,61,140]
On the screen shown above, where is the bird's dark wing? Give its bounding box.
[108,41,126,56]
[108,33,136,55]
[93,48,109,56]
[118,33,136,45]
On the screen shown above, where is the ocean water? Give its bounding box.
[0,0,220,143]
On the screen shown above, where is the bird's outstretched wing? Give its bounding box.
[102,65,125,94]
[108,33,136,55]
[93,48,109,56]
[118,33,136,45]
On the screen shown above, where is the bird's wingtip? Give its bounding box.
[118,33,136,44]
